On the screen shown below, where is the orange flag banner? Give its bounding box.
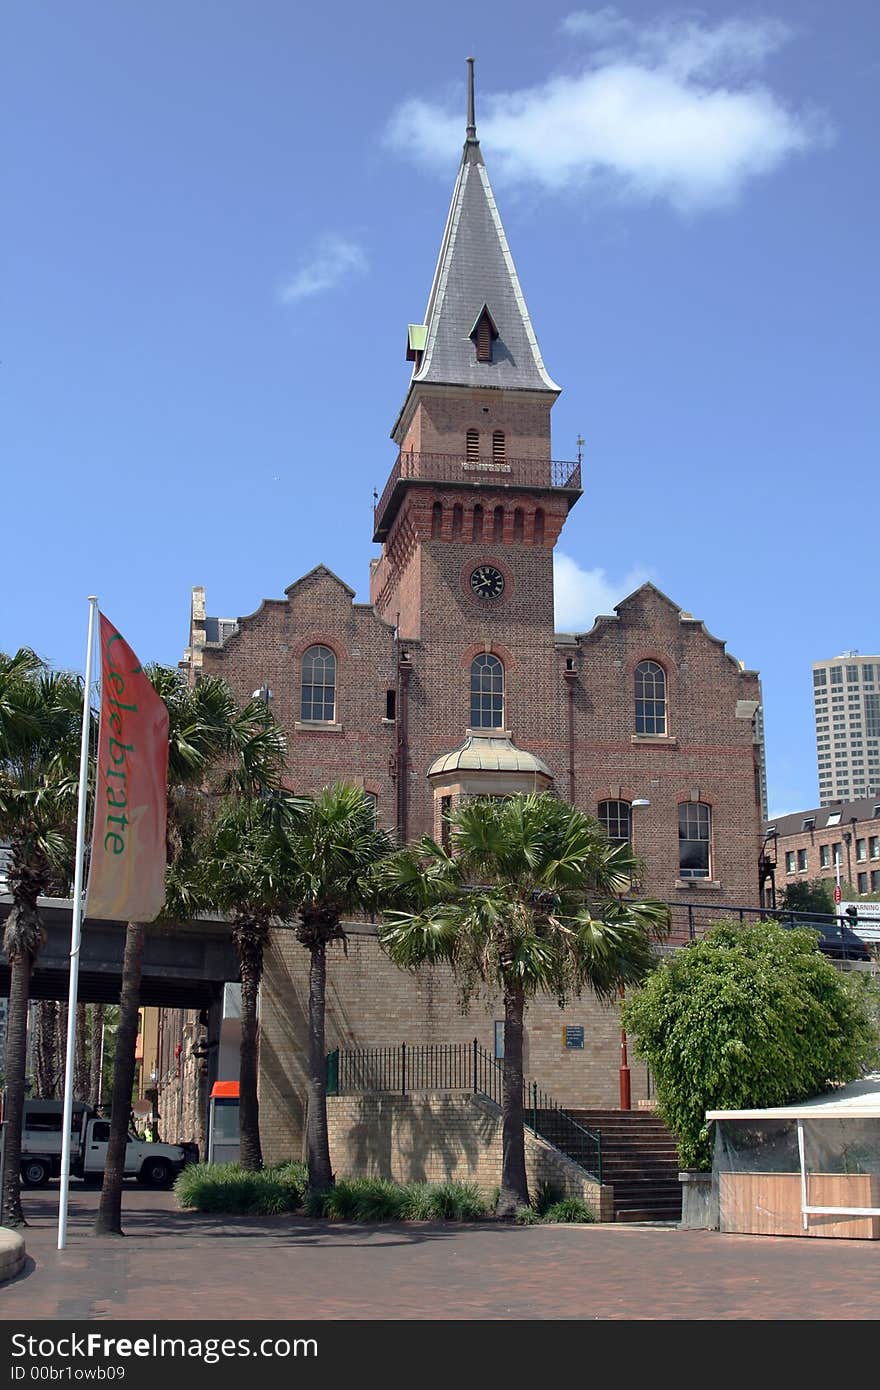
[86,614,169,922]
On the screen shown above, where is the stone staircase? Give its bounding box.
[567,1110,682,1222]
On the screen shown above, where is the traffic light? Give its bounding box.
[845,905,859,925]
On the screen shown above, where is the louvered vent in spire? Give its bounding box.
[470,304,498,364]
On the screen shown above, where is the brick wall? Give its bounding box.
[258,924,647,1167]
[396,387,553,462]
[326,1091,614,1220]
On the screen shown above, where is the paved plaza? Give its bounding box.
[2,1186,878,1321]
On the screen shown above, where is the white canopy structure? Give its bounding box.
[708,1075,880,1233]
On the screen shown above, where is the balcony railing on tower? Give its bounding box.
[372,450,583,541]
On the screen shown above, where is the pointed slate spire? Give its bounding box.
[408,59,559,395]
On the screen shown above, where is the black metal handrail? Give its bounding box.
[325,1037,602,1183]
[657,899,874,955]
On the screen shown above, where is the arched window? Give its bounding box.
[493,506,504,542]
[513,507,524,542]
[679,803,711,879]
[466,428,480,462]
[492,430,506,462]
[533,508,545,545]
[472,504,484,542]
[635,660,667,735]
[431,501,442,539]
[470,654,504,729]
[300,645,336,722]
[598,800,631,846]
[452,502,463,539]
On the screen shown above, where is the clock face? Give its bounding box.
[470,565,505,600]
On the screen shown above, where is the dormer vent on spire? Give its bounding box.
[470,304,498,363]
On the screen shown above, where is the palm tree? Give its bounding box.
[194,793,305,1170]
[278,784,396,1193]
[378,793,669,1217]
[0,649,83,1227]
[95,670,285,1235]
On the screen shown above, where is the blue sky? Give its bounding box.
[4,1,878,817]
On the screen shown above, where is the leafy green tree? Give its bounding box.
[280,784,396,1193]
[623,920,879,1170]
[781,877,837,915]
[95,670,285,1235]
[0,649,83,1227]
[379,793,669,1216]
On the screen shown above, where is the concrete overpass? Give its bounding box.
[0,897,239,1010]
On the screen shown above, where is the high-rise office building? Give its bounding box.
[813,652,880,805]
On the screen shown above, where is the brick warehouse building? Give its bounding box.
[767,797,880,900]
[157,83,765,1162]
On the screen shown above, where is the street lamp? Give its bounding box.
[619,798,651,1111]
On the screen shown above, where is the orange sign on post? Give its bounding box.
[86,614,169,922]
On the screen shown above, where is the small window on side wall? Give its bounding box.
[678,802,711,879]
[635,661,667,735]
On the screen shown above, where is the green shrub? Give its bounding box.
[400,1183,434,1220]
[515,1205,539,1224]
[532,1179,563,1216]
[174,1163,301,1215]
[421,1181,488,1221]
[320,1178,408,1222]
[624,920,880,1169]
[266,1161,308,1205]
[302,1186,330,1219]
[304,1177,490,1222]
[541,1198,596,1224]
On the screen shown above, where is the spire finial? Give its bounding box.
[466,56,477,142]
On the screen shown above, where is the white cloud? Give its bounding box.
[561,9,792,79]
[385,11,831,212]
[278,235,367,304]
[554,551,653,630]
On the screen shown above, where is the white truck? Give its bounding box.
[18,1100,193,1188]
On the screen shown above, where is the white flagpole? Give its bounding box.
[58,596,99,1251]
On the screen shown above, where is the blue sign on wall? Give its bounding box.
[563,1026,585,1050]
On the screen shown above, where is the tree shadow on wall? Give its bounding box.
[346,1093,500,1185]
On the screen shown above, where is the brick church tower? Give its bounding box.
[370,59,579,638]
[369,60,583,837]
